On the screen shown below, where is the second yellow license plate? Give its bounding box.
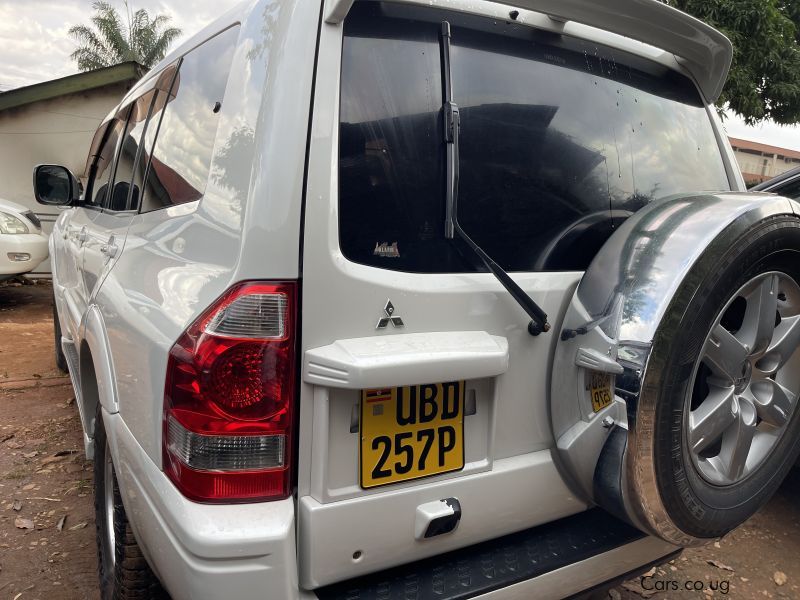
[588,372,613,412]
[360,381,465,489]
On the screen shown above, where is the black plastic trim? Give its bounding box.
[314,508,646,600]
[751,165,800,192]
[593,425,632,527]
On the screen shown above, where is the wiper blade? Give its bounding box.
[439,21,550,336]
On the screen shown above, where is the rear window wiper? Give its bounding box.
[439,22,550,336]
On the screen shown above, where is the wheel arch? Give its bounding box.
[78,305,121,453]
[78,339,100,459]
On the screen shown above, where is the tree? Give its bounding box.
[69,1,181,71]
[672,0,800,125]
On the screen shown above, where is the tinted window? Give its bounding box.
[451,25,730,271]
[88,119,126,208]
[140,26,239,212]
[775,178,800,200]
[339,8,471,272]
[107,89,160,212]
[339,3,731,272]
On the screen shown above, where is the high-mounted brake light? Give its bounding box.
[163,281,298,503]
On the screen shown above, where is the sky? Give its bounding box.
[1,0,799,151]
[0,0,240,90]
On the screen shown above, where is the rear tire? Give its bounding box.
[94,406,166,600]
[53,297,68,373]
[652,216,800,539]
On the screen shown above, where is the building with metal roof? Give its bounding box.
[0,62,144,276]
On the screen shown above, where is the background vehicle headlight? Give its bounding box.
[0,212,29,234]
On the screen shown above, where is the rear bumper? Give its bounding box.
[105,410,312,600]
[0,232,49,275]
[315,508,678,600]
[106,409,675,600]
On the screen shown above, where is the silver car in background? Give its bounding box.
[0,197,48,281]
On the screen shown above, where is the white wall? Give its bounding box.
[732,148,800,184]
[0,84,130,275]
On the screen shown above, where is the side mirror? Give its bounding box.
[33,164,81,206]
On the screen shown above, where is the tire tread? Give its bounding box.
[94,406,167,599]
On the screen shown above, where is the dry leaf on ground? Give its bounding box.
[707,559,735,572]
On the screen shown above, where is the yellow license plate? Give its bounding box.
[588,372,613,412]
[360,381,465,489]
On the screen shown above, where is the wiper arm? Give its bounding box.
[439,22,550,336]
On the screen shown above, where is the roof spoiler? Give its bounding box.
[324,0,732,103]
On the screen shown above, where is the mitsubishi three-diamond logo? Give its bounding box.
[376,299,405,330]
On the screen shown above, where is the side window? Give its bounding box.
[106,89,159,212]
[140,26,239,213]
[776,178,800,200]
[87,119,126,208]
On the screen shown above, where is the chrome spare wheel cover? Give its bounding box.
[687,272,800,486]
[552,192,800,546]
[104,441,116,567]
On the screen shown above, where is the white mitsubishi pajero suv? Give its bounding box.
[33,0,800,598]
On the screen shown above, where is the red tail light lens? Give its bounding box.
[163,281,297,503]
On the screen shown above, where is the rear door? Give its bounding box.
[56,206,96,342]
[298,1,732,589]
[58,118,126,343]
[81,69,177,303]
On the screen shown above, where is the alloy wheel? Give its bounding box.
[687,272,800,485]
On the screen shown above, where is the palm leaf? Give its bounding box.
[69,0,181,71]
[141,27,182,67]
[68,24,114,68]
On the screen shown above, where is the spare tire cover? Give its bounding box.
[551,191,800,546]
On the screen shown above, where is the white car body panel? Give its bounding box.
[106,409,312,600]
[0,232,49,276]
[42,0,744,598]
[299,452,587,587]
[0,197,49,278]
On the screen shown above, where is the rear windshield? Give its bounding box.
[339,2,731,272]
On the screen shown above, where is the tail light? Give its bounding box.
[163,281,298,503]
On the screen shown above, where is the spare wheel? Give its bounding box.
[551,191,800,545]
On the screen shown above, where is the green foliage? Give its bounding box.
[672,0,800,125]
[69,1,181,71]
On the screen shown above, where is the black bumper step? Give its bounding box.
[315,508,646,600]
